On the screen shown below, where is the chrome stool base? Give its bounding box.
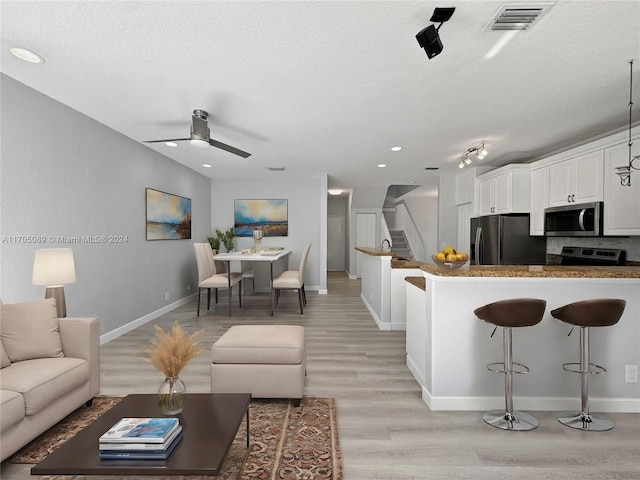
[483,409,538,431]
[557,411,614,431]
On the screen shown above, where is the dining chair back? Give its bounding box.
[272,243,311,314]
[193,243,242,317]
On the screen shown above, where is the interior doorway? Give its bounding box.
[327,215,345,271]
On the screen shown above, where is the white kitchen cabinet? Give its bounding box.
[455,166,491,206]
[529,166,549,235]
[548,151,603,207]
[475,164,531,216]
[603,137,640,235]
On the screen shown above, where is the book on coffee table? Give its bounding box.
[99,432,183,460]
[99,417,179,443]
[99,425,182,451]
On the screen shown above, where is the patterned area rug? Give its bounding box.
[10,396,343,480]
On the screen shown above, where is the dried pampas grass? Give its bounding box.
[142,321,205,378]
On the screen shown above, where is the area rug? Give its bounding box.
[10,396,343,480]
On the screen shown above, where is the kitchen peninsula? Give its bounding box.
[406,264,640,413]
[355,247,425,330]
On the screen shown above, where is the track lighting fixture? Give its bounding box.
[416,7,455,59]
[459,141,488,169]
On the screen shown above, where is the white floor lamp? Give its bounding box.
[32,248,76,318]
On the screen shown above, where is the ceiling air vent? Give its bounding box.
[487,3,554,31]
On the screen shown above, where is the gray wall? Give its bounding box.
[0,74,211,336]
[209,177,327,293]
[437,173,457,250]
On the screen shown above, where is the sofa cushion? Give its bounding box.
[0,298,64,362]
[0,342,10,368]
[211,325,305,365]
[0,390,25,431]
[0,358,88,415]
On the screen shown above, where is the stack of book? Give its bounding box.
[99,417,182,460]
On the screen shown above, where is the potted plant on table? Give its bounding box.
[214,227,236,253]
[207,235,221,252]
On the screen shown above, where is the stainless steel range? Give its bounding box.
[559,246,626,266]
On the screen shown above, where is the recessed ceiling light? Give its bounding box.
[165,142,178,147]
[391,146,402,152]
[328,189,343,196]
[378,163,387,168]
[9,47,44,63]
[202,164,212,168]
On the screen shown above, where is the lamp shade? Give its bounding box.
[32,248,76,286]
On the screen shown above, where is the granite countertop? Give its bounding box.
[405,276,426,290]
[355,247,393,256]
[420,264,640,279]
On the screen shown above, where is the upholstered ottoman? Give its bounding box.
[211,325,305,406]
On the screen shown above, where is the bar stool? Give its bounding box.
[474,298,546,431]
[551,299,626,431]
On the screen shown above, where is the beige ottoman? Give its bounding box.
[211,325,305,406]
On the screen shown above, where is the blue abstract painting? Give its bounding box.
[234,199,288,237]
[146,188,191,240]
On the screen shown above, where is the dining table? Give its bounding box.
[213,249,291,316]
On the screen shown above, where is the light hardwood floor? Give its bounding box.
[2,272,639,479]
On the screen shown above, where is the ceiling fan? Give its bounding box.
[144,109,251,158]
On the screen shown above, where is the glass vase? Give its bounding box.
[157,376,186,415]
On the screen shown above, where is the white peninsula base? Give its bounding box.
[406,271,640,413]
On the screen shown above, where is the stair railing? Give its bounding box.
[396,203,428,262]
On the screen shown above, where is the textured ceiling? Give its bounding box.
[1,1,639,195]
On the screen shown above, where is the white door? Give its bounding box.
[356,213,377,278]
[327,216,345,271]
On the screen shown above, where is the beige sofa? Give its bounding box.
[0,298,100,461]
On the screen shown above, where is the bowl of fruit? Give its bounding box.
[432,246,469,269]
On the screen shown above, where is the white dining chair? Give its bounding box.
[272,243,311,314]
[193,243,242,317]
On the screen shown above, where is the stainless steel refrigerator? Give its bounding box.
[470,214,546,265]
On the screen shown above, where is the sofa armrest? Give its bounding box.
[59,317,100,397]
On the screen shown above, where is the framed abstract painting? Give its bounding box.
[146,188,192,240]
[234,199,288,237]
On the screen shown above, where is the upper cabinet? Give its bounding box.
[548,151,603,207]
[529,166,549,236]
[603,135,640,235]
[455,166,491,206]
[475,164,531,216]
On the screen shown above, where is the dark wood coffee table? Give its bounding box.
[32,393,251,476]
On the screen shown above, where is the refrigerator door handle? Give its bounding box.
[474,227,482,265]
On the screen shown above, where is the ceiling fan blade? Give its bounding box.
[144,138,190,143]
[208,138,251,158]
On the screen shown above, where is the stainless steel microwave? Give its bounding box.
[544,202,603,236]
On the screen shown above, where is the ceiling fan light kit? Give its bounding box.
[144,109,251,158]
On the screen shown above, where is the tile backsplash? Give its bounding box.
[547,236,640,262]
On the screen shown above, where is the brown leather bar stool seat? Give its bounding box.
[551,298,626,431]
[475,298,546,431]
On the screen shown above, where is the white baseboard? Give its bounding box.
[100,293,197,345]
[360,293,391,330]
[406,355,426,387]
[422,387,640,413]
